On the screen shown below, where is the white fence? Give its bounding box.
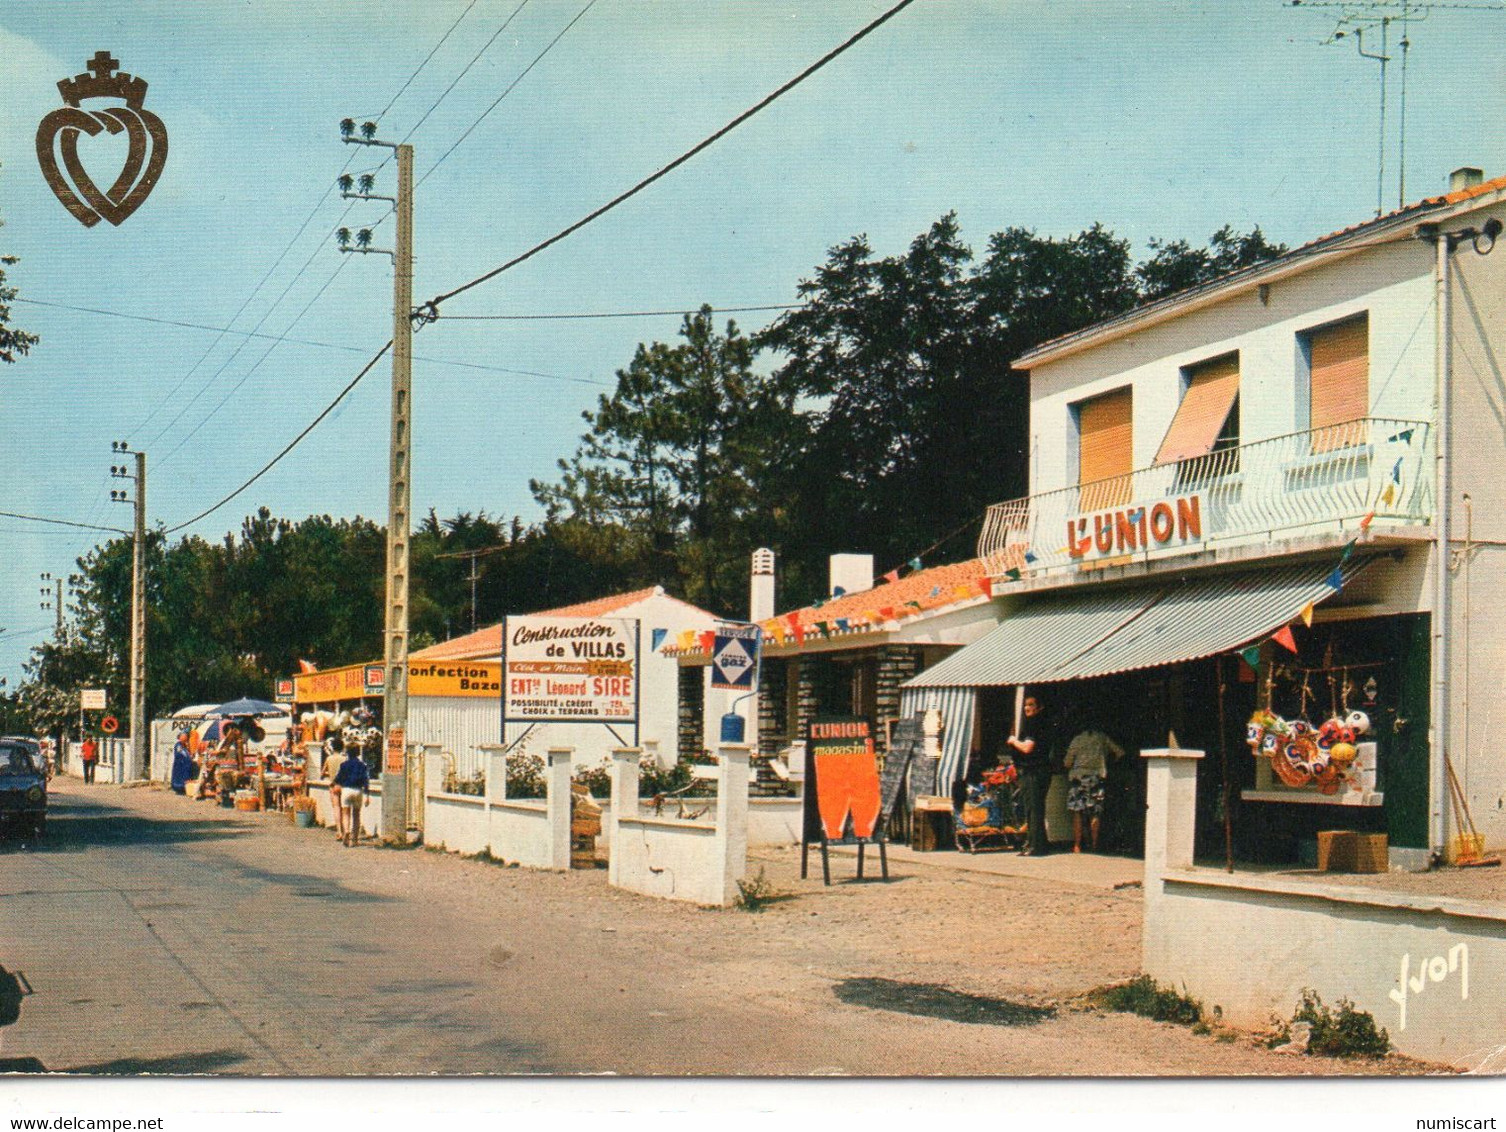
[422,745,571,869]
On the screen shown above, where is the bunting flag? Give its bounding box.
[1005,567,1022,581]
[1325,566,1344,591]
[1023,551,1038,564]
[974,577,991,596]
[904,600,922,610]
[1299,602,1315,628]
[908,557,923,572]
[1380,483,1397,506]
[698,631,715,654]
[1272,626,1299,654]
[650,628,668,651]
[791,623,806,644]
[1389,427,1415,444]
[877,606,897,622]
[771,623,788,645]
[952,584,971,600]
[677,630,696,651]
[785,611,801,628]
[1240,644,1262,669]
[881,569,900,585]
[832,585,846,598]
[814,622,830,638]
[1359,510,1375,531]
[929,585,942,599]
[835,618,850,631]
[1391,457,1404,483]
[813,597,825,609]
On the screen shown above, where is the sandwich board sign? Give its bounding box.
[710,625,760,691]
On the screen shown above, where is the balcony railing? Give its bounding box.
[978,418,1433,579]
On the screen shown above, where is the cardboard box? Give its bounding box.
[1352,832,1388,873]
[1316,830,1355,871]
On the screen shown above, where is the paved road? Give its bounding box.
[0,779,1427,1077]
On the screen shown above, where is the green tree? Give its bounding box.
[1136,224,1288,302]
[0,168,38,364]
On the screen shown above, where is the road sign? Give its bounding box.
[100,715,119,734]
[711,625,761,691]
[80,688,106,711]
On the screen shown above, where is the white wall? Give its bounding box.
[1028,240,1437,497]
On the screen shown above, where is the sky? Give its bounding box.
[2,0,1505,687]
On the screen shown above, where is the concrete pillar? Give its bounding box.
[607,747,641,887]
[1141,747,1204,971]
[422,744,444,795]
[546,747,574,870]
[715,744,751,906]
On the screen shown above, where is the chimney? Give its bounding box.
[749,548,776,622]
[1450,167,1485,193]
[828,553,875,599]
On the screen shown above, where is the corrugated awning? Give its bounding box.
[906,558,1364,689]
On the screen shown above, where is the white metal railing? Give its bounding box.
[979,418,1433,577]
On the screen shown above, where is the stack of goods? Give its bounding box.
[1246,709,1372,794]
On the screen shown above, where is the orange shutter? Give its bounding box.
[1155,354,1239,464]
[1078,387,1133,509]
[1309,315,1368,453]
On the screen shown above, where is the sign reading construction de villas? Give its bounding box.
[503,616,639,724]
[1067,493,1204,560]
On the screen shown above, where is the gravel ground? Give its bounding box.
[13,779,1460,1078]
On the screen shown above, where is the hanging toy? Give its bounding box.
[1246,710,1277,751]
[1344,710,1371,736]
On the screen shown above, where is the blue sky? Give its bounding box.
[2,0,1504,685]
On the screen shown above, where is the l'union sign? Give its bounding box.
[1067,493,1204,559]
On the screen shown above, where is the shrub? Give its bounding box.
[1271,989,1390,1058]
[505,754,544,799]
[573,762,611,798]
[735,867,777,912]
[1091,975,1204,1026]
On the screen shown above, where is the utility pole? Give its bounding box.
[338,119,413,843]
[434,544,509,634]
[111,443,146,781]
[39,573,63,638]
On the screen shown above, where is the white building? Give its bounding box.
[908,167,1506,866]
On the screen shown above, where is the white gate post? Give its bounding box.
[607,748,641,887]
[546,747,574,869]
[714,744,751,906]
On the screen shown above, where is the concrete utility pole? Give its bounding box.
[434,544,509,633]
[111,444,146,780]
[338,120,413,843]
[39,573,63,638]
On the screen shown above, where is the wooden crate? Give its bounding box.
[1316,830,1355,871]
[1352,833,1388,873]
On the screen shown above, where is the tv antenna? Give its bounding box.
[1289,1,1506,215]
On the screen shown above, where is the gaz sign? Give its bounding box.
[711,625,761,691]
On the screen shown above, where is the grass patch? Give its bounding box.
[735,867,778,911]
[1268,989,1390,1058]
[1090,975,1204,1026]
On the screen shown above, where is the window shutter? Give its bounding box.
[1309,315,1368,453]
[1155,354,1240,465]
[1078,386,1133,509]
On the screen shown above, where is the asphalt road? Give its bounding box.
[0,779,1436,1078]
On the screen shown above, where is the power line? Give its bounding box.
[401,0,530,148]
[15,296,608,385]
[418,0,595,188]
[163,342,392,535]
[441,303,799,321]
[0,510,127,534]
[421,0,919,313]
[376,0,485,125]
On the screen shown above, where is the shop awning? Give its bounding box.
[906,558,1364,689]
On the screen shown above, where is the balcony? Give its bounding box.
[978,418,1433,580]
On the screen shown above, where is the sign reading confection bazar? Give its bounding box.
[1066,492,1204,560]
[503,616,639,724]
[295,660,503,703]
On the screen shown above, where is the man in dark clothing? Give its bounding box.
[169,728,197,794]
[1006,693,1055,855]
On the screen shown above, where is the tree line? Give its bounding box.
[4,213,1284,736]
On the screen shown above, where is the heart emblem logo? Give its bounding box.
[36,52,168,228]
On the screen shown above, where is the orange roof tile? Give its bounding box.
[412,586,671,661]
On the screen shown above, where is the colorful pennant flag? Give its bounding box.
[791,623,806,644]
[1389,428,1415,444]
[677,630,695,651]
[1340,540,1356,562]
[974,577,991,596]
[881,569,900,585]
[698,631,715,654]
[1359,510,1375,531]
[1299,602,1315,628]
[1240,645,1262,669]
[1005,567,1022,581]
[1272,626,1299,654]
[832,585,846,598]
[1380,483,1397,506]
[835,618,850,631]
[1391,457,1403,483]
[651,628,667,650]
[1325,566,1344,590]
[878,606,897,622]
[929,586,942,599]
[1023,551,1038,564]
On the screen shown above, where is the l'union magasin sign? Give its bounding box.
[1066,493,1204,560]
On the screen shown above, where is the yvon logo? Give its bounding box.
[1387,943,1469,1031]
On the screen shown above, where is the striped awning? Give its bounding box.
[899,685,975,798]
[906,558,1364,689]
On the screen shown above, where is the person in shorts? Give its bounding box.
[332,741,370,848]
[1063,724,1125,853]
[322,735,348,841]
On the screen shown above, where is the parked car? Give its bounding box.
[0,738,47,838]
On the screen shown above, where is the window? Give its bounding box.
[1074,386,1134,510]
[1155,353,1240,465]
[1304,314,1369,453]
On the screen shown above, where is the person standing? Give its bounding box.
[169,728,197,795]
[333,741,370,848]
[1064,724,1125,853]
[1006,693,1055,856]
[80,735,99,785]
[322,736,347,841]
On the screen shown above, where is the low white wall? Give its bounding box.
[419,745,570,869]
[749,797,802,846]
[1141,747,1506,1069]
[607,745,750,907]
[424,792,488,853]
[310,778,383,839]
